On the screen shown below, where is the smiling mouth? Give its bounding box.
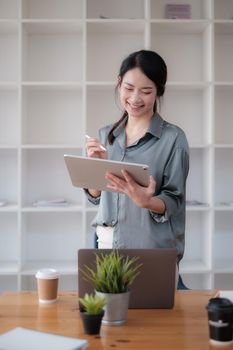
[128,103,144,109]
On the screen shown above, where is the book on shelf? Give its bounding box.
[33,199,69,207]
[165,4,191,19]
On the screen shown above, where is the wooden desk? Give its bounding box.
[0,291,231,350]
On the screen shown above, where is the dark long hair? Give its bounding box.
[108,50,167,144]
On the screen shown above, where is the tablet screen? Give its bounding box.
[64,155,149,192]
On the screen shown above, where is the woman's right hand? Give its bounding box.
[85,136,107,159]
[85,136,107,198]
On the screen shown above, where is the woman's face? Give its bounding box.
[119,67,157,119]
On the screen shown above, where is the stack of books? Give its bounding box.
[165,4,191,19]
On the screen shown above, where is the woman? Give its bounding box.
[85,50,189,287]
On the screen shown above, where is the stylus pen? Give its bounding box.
[85,134,107,151]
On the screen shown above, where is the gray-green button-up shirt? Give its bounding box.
[85,113,189,262]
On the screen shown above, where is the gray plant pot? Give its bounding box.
[96,290,130,325]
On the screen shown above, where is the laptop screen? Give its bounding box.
[78,248,177,309]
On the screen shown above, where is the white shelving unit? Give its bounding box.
[1,0,233,292]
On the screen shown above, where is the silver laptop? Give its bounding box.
[78,248,177,309]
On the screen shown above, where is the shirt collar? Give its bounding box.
[147,113,164,139]
[113,113,164,140]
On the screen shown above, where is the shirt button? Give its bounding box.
[111,220,115,225]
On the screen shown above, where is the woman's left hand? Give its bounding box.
[105,170,156,208]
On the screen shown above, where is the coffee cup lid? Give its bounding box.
[36,268,60,280]
[206,297,233,312]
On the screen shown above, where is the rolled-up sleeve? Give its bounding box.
[84,188,101,205]
[150,147,189,222]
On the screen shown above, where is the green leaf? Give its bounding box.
[79,250,143,294]
[79,293,106,315]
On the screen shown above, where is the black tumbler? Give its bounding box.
[206,297,233,346]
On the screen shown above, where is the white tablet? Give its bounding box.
[0,327,88,350]
[64,155,149,192]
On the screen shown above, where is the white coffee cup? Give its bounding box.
[36,268,60,304]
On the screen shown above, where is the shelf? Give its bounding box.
[214,272,233,290]
[150,20,209,34]
[0,0,233,291]
[86,18,145,26]
[21,148,83,206]
[186,205,210,211]
[22,204,83,212]
[179,260,211,273]
[0,275,18,292]
[0,203,18,211]
[163,86,211,145]
[86,85,121,137]
[22,86,83,145]
[0,0,18,19]
[86,21,144,82]
[85,211,98,248]
[0,89,19,145]
[22,20,83,32]
[0,82,18,89]
[181,273,211,289]
[215,23,233,81]
[214,149,233,204]
[0,262,18,274]
[214,0,233,20]
[214,21,233,31]
[151,0,211,20]
[86,205,98,212]
[214,261,233,273]
[21,272,78,291]
[214,144,233,149]
[21,144,82,149]
[166,81,210,89]
[186,148,212,205]
[151,22,210,82]
[214,82,233,87]
[214,212,233,270]
[0,23,19,82]
[189,144,211,149]
[22,82,83,88]
[214,205,233,211]
[21,260,78,274]
[0,212,19,272]
[86,0,145,19]
[22,0,83,20]
[182,211,212,270]
[214,85,233,144]
[86,81,115,87]
[88,20,146,34]
[0,149,18,204]
[0,19,18,32]
[22,22,83,82]
[21,212,84,269]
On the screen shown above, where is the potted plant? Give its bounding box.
[80,250,142,325]
[79,292,106,335]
